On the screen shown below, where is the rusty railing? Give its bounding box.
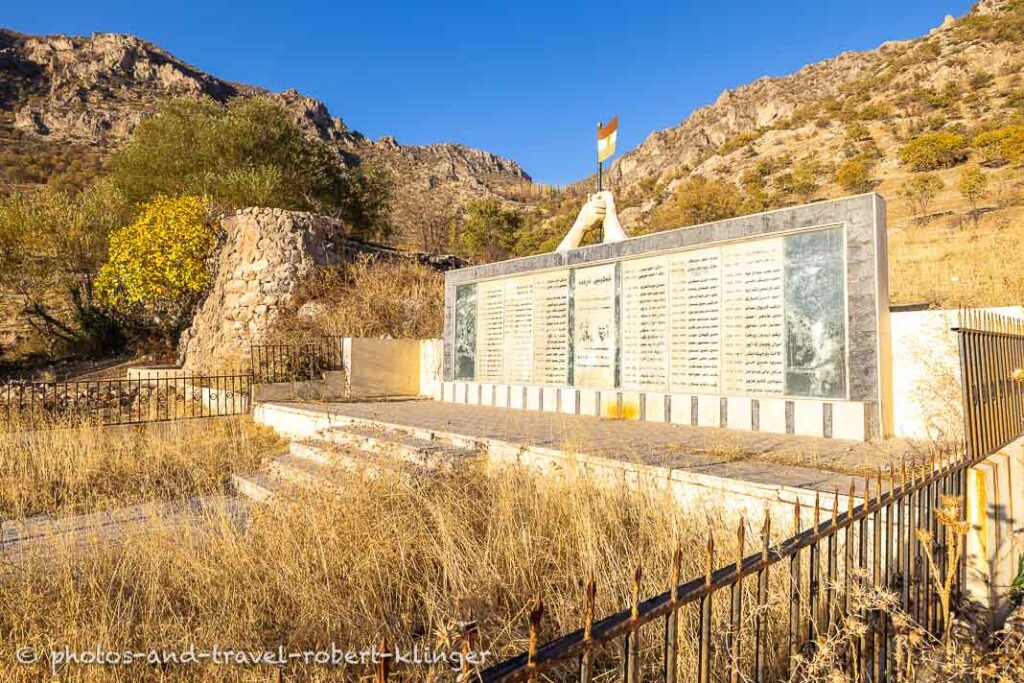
[474,308,1024,683]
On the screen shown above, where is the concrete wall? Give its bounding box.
[419,339,443,398]
[343,338,422,398]
[441,381,874,440]
[966,437,1024,625]
[890,306,1024,440]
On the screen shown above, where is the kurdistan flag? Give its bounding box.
[597,117,618,163]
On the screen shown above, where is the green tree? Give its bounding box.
[836,157,874,193]
[898,173,945,222]
[898,131,969,171]
[96,195,217,332]
[107,97,393,240]
[0,181,130,355]
[451,199,523,262]
[957,166,988,226]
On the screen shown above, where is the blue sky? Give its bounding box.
[4,1,975,185]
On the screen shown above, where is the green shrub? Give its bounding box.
[646,175,743,231]
[898,131,969,171]
[836,157,874,193]
[718,130,763,156]
[845,122,872,142]
[972,125,1024,165]
[450,199,523,263]
[969,71,995,90]
[857,102,891,120]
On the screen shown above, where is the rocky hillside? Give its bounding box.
[5,0,1024,312]
[589,0,1024,306]
[0,28,531,244]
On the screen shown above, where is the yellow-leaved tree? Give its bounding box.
[96,195,217,332]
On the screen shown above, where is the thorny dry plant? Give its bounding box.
[788,496,1022,683]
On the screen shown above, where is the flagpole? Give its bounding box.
[596,121,603,244]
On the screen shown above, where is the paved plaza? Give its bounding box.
[266,399,924,494]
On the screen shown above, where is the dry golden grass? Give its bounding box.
[0,462,761,681]
[272,257,445,343]
[0,417,284,519]
[882,166,1024,308]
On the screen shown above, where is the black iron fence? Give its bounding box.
[0,337,348,429]
[476,308,1022,683]
[249,336,345,384]
[0,373,253,428]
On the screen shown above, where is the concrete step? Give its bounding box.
[270,452,343,486]
[2,495,248,561]
[290,439,413,479]
[230,472,280,502]
[319,425,480,470]
[253,401,481,446]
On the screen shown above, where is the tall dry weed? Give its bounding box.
[0,463,740,681]
[0,417,282,519]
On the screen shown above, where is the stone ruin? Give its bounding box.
[179,207,462,372]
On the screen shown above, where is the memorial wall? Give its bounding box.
[443,195,892,440]
[452,226,846,399]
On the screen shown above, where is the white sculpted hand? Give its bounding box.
[596,191,626,244]
[556,191,627,252]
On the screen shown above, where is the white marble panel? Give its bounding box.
[668,247,722,393]
[721,239,785,395]
[573,263,617,388]
[532,270,570,385]
[621,256,669,390]
[476,279,505,383]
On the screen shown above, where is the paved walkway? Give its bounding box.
[266,399,926,494]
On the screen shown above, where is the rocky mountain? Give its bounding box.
[0,28,531,245]
[4,0,1024,314]
[585,0,1024,307]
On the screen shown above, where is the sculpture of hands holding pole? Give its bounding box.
[556,190,628,253]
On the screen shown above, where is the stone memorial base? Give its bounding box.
[440,381,878,440]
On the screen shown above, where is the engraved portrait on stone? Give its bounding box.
[783,227,847,398]
[454,283,477,381]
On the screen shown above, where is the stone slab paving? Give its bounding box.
[1,495,248,562]
[267,399,927,494]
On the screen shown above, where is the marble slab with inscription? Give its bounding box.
[721,239,785,395]
[502,276,535,384]
[532,270,570,385]
[572,263,617,388]
[621,256,669,390]
[668,247,721,393]
[475,279,505,383]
